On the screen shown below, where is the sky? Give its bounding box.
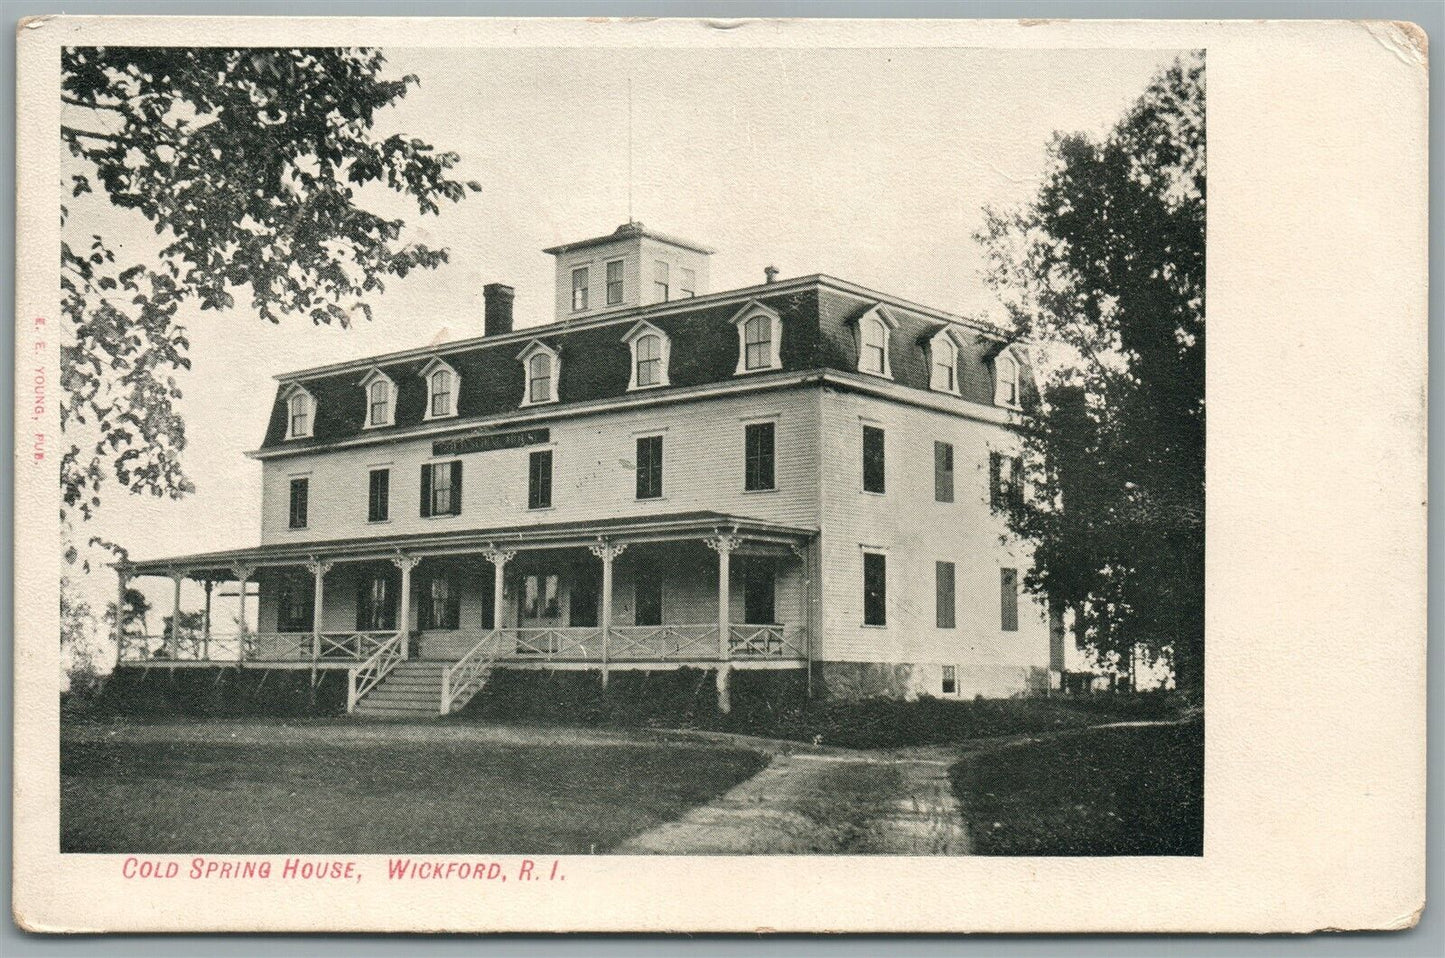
[62,45,1183,645]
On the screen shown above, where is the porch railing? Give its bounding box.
[118,631,402,665]
[440,630,508,715]
[116,633,244,663]
[477,624,806,663]
[507,626,604,660]
[607,624,720,661]
[346,631,407,713]
[727,624,807,659]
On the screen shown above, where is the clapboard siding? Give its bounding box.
[261,387,821,544]
[815,387,1049,692]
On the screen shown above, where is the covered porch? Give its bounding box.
[115,512,817,712]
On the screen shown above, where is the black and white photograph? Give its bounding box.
[54,39,1205,859]
[12,14,1426,936]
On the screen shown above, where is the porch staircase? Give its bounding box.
[351,660,450,718]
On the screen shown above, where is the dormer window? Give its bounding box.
[283,385,315,440]
[431,370,453,416]
[730,301,783,375]
[420,358,460,420]
[994,348,1022,409]
[517,340,561,406]
[852,305,898,379]
[927,329,961,395]
[622,320,671,390]
[360,368,396,428]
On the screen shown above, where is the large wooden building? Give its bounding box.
[117,222,1057,716]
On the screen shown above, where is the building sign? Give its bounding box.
[434,427,550,457]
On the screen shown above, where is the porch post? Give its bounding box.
[167,569,184,658]
[232,564,255,663]
[202,579,213,660]
[706,528,742,714]
[483,544,517,634]
[113,563,131,668]
[589,539,627,691]
[791,541,813,699]
[306,557,333,668]
[391,553,419,659]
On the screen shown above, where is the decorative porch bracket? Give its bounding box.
[482,544,517,637]
[587,538,628,690]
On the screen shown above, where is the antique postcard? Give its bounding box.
[13,16,1427,933]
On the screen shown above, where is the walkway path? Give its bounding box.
[620,721,1189,855]
[617,745,971,855]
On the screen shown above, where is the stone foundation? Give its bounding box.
[814,661,1051,701]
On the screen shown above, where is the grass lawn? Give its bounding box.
[61,722,766,854]
[950,719,1204,855]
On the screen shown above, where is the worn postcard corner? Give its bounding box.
[12,13,1426,935]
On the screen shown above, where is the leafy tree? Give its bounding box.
[104,586,152,638]
[61,576,101,692]
[60,47,479,529]
[978,54,1204,692]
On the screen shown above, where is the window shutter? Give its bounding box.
[988,452,1002,509]
[420,463,433,517]
[1010,455,1025,510]
[450,461,463,515]
[935,441,954,503]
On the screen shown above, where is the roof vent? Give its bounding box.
[764,265,779,284]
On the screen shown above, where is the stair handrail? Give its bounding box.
[440,630,505,716]
[346,630,406,714]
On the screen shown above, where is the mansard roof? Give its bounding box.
[259,277,1033,454]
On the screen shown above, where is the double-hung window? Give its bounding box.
[863,551,887,626]
[572,266,590,312]
[862,425,886,494]
[606,260,624,305]
[367,468,389,522]
[745,422,775,491]
[653,260,669,302]
[528,450,553,509]
[287,391,312,439]
[635,334,663,387]
[860,315,888,376]
[990,452,1024,510]
[368,380,390,427]
[528,353,553,404]
[934,441,954,503]
[936,561,956,628]
[356,575,396,631]
[636,436,663,500]
[422,575,460,630]
[679,267,696,298]
[420,460,463,517]
[1000,567,1019,632]
[430,369,453,418]
[288,477,309,529]
[744,314,772,370]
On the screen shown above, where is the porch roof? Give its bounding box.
[121,511,815,579]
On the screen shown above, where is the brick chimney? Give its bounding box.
[483,283,514,336]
